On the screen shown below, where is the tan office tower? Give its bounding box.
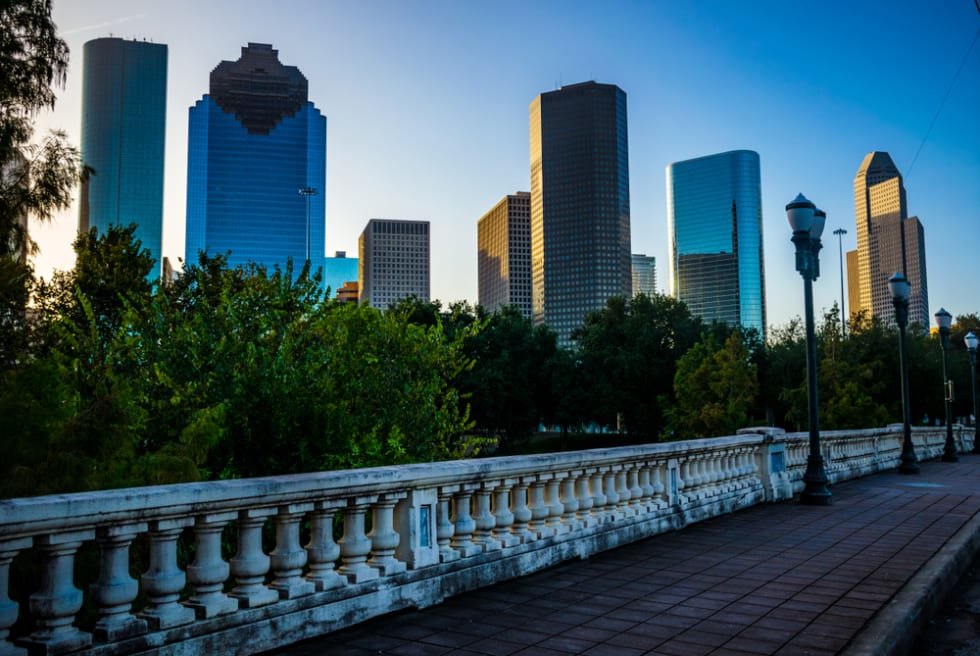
[477,192,532,318]
[358,219,430,310]
[847,152,929,328]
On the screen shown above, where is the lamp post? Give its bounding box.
[298,187,318,266]
[787,193,831,505]
[833,227,847,336]
[935,308,958,462]
[966,331,979,454]
[889,272,918,474]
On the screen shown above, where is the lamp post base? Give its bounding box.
[800,455,832,506]
[898,454,920,474]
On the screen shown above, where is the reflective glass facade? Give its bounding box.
[323,252,358,299]
[631,254,657,298]
[79,38,167,278]
[530,82,631,346]
[666,150,765,337]
[185,44,325,276]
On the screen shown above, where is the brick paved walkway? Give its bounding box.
[269,456,980,656]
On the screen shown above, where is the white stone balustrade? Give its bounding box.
[0,425,969,656]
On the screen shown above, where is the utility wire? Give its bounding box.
[906,24,980,179]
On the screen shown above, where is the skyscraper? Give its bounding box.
[631,254,657,298]
[477,192,532,318]
[323,250,358,300]
[185,43,326,274]
[79,37,167,278]
[358,219,430,309]
[666,150,766,337]
[848,152,929,328]
[530,81,631,345]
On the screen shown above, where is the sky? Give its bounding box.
[31,0,980,330]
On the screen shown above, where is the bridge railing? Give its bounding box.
[0,425,969,656]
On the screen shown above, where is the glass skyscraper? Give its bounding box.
[79,37,167,278]
[185,43,326,275]
[666,150,766,338]
[530,81,632,346]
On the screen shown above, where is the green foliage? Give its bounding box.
[455,305,558,451]
[670,330,758,439]
[573,294,704,440]
[0,0,81,372]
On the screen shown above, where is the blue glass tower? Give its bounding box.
[79,37,167,278]
[666,150,766,338]
[185,43,326,275]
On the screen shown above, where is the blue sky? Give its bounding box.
[33,0,980,330]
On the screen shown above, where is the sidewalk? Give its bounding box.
[271,456,980,656]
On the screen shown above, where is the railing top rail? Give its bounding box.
[0,432,767,538]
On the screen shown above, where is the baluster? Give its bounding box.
[589,470,607,523]
[270,504,315,599]
[90,524,147,641]
[436,487,460,563]
[729,451,741,487]
[603,470,622,521]
[472,484,501,552]
[140,519,195,629]
[492,482,520,548]
[229,510,279,608]
[527,478,554,538]
[560,474,582,532]
[186,513,238,619]
[627,465,644,514]
[614,468,633,517]
[17,531,93,655]
[1,537,31,656]
[575,472,597,528]
[637,464,654,512]
[368,494,407,575]
[545,477,568,535]
[305,502,345,591]
[651,461,667,508]
[338,497,380,583]
[680,460,694,501]
[449,487,481,557]
[509,481,536,544]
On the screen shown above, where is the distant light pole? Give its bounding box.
[966,331,979,454]
[787,193,831,506]
[298,187,318,266]
[889,272,918,474]
[935,308,958,462]
[833,228,847,336]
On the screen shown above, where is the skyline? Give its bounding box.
[31,0,980,330]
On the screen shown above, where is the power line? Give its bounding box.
[906,24,980,179]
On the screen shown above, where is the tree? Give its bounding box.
[0,0,82,368]
[670,330,758,439]
[574,294,704,440]
[456,306,557,450]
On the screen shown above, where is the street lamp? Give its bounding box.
[298,187,318,266]
[889,272,918,474]
[966,331,979,454]
[787,193,831,505]
[935,308,958,462]
[833,227,847,337]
